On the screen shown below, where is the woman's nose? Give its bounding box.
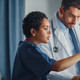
[48,30,51,34]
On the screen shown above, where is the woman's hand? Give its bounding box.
[72,75,80,80]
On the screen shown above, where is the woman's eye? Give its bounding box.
[44,27,50,32]
[44,28,48,30]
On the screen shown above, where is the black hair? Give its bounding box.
[61,0,80,11]
[22,11,48,38]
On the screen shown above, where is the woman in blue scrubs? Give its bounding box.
[12,11,80,80]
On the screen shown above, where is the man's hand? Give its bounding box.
[72,75,80,80]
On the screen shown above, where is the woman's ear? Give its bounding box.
[30,28,36,37]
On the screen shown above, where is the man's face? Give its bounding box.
[61,6,80,28]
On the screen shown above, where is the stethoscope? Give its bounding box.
[53,47,58,52]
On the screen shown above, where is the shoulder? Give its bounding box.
[16,41,37,55]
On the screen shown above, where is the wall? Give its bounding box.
[25,0,62,19]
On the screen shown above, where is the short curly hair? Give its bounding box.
[22,11,48,38]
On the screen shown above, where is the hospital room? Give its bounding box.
[1,0,80,80]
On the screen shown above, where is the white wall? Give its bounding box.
[25,0,62,19]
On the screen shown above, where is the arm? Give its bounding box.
[38,43,80,72]
[38,43,80,80]
[51,53,80,72]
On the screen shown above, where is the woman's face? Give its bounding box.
[34,18,51,44]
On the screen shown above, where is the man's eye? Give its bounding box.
[69,14,75,18]
[77,16,80,19]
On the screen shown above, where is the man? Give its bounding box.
[38,0,80,80]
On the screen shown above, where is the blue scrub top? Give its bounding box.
[12,41,56,80]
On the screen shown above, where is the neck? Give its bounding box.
[25,37,39,45]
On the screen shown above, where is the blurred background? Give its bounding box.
[0,0,61,80]
[25,0,61,19]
